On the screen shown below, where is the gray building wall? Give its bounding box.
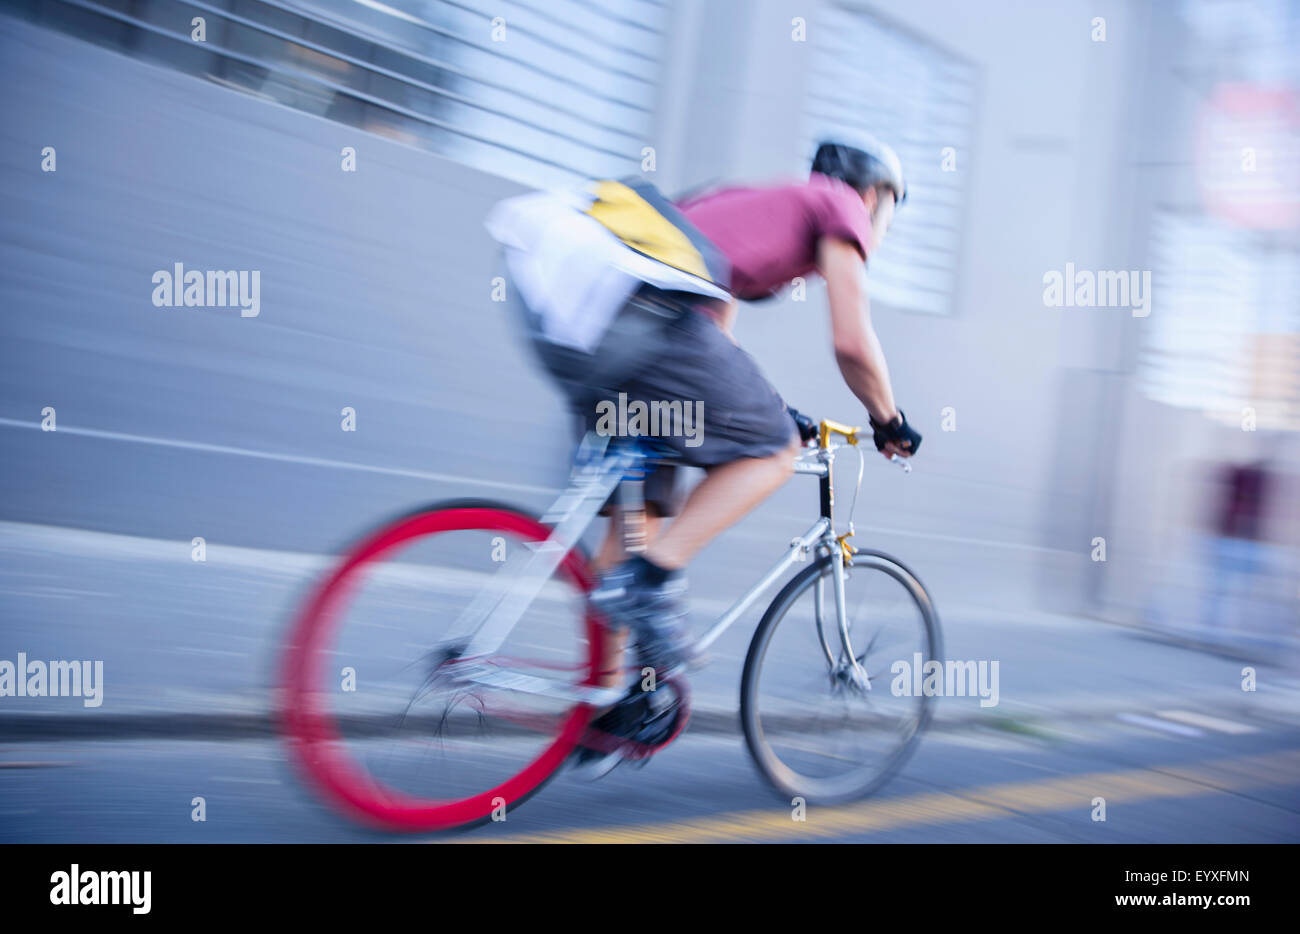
[0,2,1151,615]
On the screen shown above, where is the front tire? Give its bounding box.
[740,550,942,803]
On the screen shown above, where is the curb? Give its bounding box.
[1,693,1295,743]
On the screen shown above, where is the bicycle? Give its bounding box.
[280,412,942,832]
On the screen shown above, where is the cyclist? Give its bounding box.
[488,132,922,758]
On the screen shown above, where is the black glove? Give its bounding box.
[869,410,922,455]
[786,406,818,445]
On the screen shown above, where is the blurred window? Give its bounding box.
[18,0,668,188]
[803,3,978,315]
[1141,211,1300,429]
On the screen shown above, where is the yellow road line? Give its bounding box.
[458,748,1300,844]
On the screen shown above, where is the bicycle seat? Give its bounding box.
[573,431,687,474]
[601,434,684,464]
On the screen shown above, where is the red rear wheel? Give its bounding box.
[280,501,605,832]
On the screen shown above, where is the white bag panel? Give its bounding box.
[485,190,730,353]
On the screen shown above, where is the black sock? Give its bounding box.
[628,554,673,587]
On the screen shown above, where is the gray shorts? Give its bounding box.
[579,299,797,516]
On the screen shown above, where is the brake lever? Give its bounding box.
[889,453,912,473]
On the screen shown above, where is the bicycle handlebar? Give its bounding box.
[787,405,912,471]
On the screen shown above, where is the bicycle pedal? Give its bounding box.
[569,750,625,782]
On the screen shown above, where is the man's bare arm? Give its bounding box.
[817,236,900,425]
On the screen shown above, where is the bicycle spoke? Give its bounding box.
[282,503,604,831]
[742,555,938,802]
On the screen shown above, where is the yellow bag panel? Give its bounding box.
[584,180,713,284]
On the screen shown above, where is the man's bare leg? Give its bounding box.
[644,437,799,571]
[588,436,799,686]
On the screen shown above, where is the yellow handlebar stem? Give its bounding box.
[818,419,862,449]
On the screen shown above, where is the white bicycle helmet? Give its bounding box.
[811,130,907,205]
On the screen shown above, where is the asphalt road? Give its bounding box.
[2,713,1297,843]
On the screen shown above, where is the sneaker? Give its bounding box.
[572,684,684,775]
[588,558,693,675]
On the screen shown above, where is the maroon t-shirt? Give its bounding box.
[676,172,873,301]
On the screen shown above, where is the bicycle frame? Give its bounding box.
[447,426,875,702]
[284,418,931,829]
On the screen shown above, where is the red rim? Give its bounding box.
[280,505,604,832]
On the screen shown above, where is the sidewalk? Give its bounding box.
[1,521,1297,738]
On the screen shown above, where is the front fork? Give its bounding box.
[828,546,871,692]
[817,453,871,692]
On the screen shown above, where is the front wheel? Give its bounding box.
[740,550,942,803]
